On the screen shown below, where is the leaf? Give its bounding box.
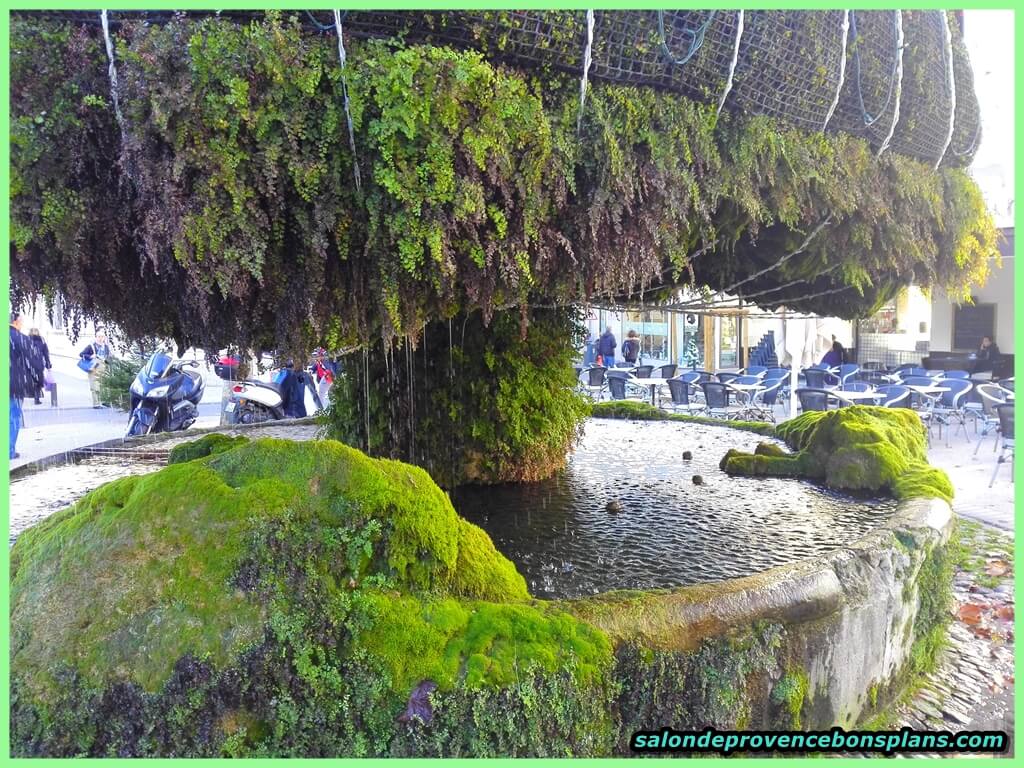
[957,602,985,625]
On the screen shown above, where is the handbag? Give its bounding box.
[44,368,56,387]
[78,358,99,373]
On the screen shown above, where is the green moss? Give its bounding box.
[771,668,809,729]
[723,407,953,501]
[357,593,612,694]
[591,400,776,436]
[168,433,250,464]
[14,437,601,757]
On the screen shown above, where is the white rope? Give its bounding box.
[722,213,834,295]
[99,11,127,137]
[934,11,957,170]
[334,9,362,193]
[716,10,744,117]
[876,10,904,157]
[822,11,850,131]
[577,10,595,135]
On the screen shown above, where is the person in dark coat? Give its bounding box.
[597,325,617,368]
[976,336,1001,371]
[27,328,51,405]
[820,341,845,368]
[9,312,36,459]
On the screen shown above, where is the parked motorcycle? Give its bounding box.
[126,351,205,437]
[226,367,322,424]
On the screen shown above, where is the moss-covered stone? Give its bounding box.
[168,433,250,464]
[591,400,776,436]
[11,437,618,757]
[722,407,953,502]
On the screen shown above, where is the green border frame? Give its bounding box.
[2,2,1019,764]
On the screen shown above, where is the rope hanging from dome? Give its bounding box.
[876,10,905,157]
[577,9,595,136]
[822,11,850,131]
[934,12,957,170]
[333,9,362,193]
[717,10,744,116]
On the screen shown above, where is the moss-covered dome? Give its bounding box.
[10,437,613,757]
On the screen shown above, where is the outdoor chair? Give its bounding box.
[632,365,654,379]
[839,381,872,392]
[874,385,910,408]
[580,366,607,400]
[796,388,841,412]
[606,376,629,401]
[664,378,704,415]
[838,363,860,387]
[716,371,740,384]
[861,361,885,371]
[802,368,830,389]
[701,382,746,420]
[930,379,973,446]
[944,370,971,379]
[765,367,790,380]
[926,370,946,379]
[742,365,767,377]
[896,367,929,381]
[749,377,784,423]
[989,404,1014,487]
[999,378,1015,393]
[688,370,718,383]
[973,384,1011,456]
[654,364,677,379]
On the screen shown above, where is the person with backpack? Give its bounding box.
[79,330,114,408]
[622,330,640,365]
[9,312,36,459]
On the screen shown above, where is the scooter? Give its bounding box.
[126,350,205,437]
[226,367,323,424]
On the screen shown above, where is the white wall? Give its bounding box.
[930,254,1014,353]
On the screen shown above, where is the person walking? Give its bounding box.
[80,330,114,408]
[598,325,617,369]
[27,328,51,405]
[9,312,36,459]
[622,330,640,365]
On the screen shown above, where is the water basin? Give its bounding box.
[452,418,898,599]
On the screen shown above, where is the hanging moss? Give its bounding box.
[321,307,591,486]
[10,13,996,354]
[721,407,953,502]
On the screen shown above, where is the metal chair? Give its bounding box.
[802,368,830,389]
[944,370,971,379]
[989,404,1014,487]
[838,363,860,387]
[765,367,790,380]
[896,367,929,381]
[632,365,654,379]
[701,382,746,420]
[716,371,740,384]
[973,384,1011,456]
[796,388,841,412]
[742,365,768,377]
[607,376,629,401]
[664,378,704,414]
[749,377,784,422]
[654,364,677,379]
[580,366,607,400]
[874,385,910,408]
[931,378,973,445]
[839,381,872,392]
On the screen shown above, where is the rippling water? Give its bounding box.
[452,419,897,599]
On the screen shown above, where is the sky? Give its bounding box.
[963,9,1015,227]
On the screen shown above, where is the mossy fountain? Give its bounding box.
[10,407,955,757]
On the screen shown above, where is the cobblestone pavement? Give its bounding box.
[886,518,1015,758]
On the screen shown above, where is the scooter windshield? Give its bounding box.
[143,352,173,379]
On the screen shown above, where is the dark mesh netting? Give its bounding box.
[832,10,902,151]
[891,10,955,166]
[946,12,982,167]
[12,9,979,168]
[726,10,846,131]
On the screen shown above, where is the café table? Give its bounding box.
[628,376,670,407]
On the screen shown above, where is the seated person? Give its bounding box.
[976,336,1001,370]
[820,341,845,368]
